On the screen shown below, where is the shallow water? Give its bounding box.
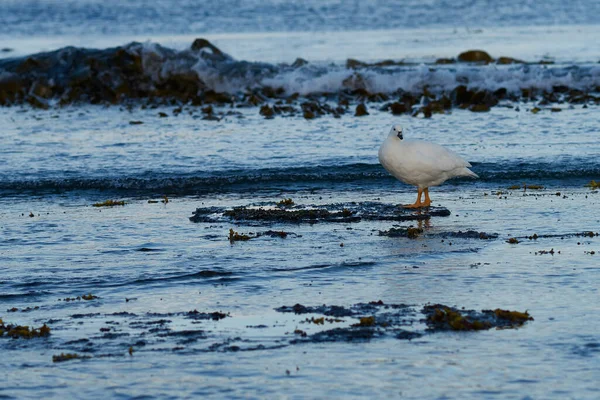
[2,1,600,398]
[2,103,600,398]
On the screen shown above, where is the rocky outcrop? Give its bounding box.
[457,50,494,63]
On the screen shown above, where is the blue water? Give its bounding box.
[2,0,600,37]
[1,1,600,399]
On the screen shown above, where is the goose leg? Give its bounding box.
[422,188,431,207]
[404,188,423,208]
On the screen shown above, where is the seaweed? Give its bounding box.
[507,237,519,244]
[493,309,534,323]
[423,304,534,331]
[228,228,252,242]
[60,294,98,302]
[0,322,51,339]
[378,227,422,238]
[92,200,126,207]
[353,316,376,327]
[276,198,294,207]
[52,353,90,363]
[425,307,491,331]
[508,184,544,191]
[585,180,600,189]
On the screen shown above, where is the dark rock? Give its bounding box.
[458,50,493,63]
[497,56,524,64]
[346,58,367,69]
[355,103,369,116]
[469,104,490,112]
[396,330,423,340]
[450,85,473,105]
[493,87,508,99]
[154,72,204,101]
[0,76,26,105]
[304,327,378,343]
[471,90,498,107]
[552,85,569,93]
[342,73,368,91]
[435,58,455,64]
[389,102,408,115]
[190,38,225,58]
[291,58,308,68]
[303,110,315,119]
[26,95,49,109]
[202,90,232,104]
[259,104,274,118]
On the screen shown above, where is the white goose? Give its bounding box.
[378,125,478,208]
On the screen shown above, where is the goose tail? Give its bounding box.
[463,168,479,179]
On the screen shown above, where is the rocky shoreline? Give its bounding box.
[1,39,599,117]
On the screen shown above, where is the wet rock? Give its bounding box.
[291,58,308,68]
[190,38,226,60]
[298,327,379,343]
[469,104,490,112]
[396,330,423,340]
[303,109,315,119]
[433,230,498,240]
[0,75,25,105]
[202,90,232,104]
[301,101,327,119]
[379,227,423,238]
[154,72,204,101]
[493,87,508,99]
[26,95,49,109]
[259,104,274,118]
[450,85,473,105]
[497,56,524,64]
[276,304,356,317]
[221,207,359,224]
[389,102,408,115]
[457,50,493,63]
[346,58,367,69]
[52,353,90,362]
[471,90,498,107]
[190,202,451,224]
[355,103,369,116]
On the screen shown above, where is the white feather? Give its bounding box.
[378,126,478,189]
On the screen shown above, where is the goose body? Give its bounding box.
[378,125,478,207]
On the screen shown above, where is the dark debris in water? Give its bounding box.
[423,304,534,331]
[379,228,498,240]
[190,201,450,224]
[0,319,51,339]
[2,301,534,360]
